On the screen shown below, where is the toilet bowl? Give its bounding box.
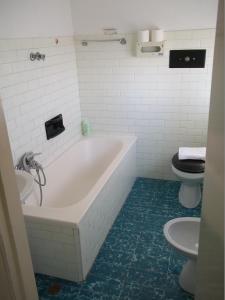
[172,153,205,208]
[164,217,200,295]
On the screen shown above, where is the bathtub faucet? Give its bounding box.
[16,152,46,206]
[22,152,42,171]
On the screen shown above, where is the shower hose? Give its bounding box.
[16,152,46,206]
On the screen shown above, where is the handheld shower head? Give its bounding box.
[16,152,46,206]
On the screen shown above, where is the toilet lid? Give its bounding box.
[172,153,205,173]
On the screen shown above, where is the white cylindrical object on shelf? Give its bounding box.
[151,29,164,42]
[137,30,150,43]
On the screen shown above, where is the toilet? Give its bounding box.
[172,152,205,208]
[164,217,200,294]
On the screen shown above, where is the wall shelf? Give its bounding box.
[136,41,164,57]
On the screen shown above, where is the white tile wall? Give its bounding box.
[75,29,215,179]
[0,30,215,179]
[0,37,81,166]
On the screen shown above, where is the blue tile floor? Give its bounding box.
[36,178,201,300]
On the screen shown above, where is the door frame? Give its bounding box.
[0,99,38,300]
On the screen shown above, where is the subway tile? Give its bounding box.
[0,29,215,181]
[0,37,81,167]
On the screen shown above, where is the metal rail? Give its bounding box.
[81,38,126,46]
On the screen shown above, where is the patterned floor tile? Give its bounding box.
[168,251,187,275]
[78,274,123,299]
[95,247,134,268]
[165,274,194,300]
[119,283,165,300]
[35,178,201,300]
[101,226,140,254]
[90,260,128,281]
[90,248,132,280]
[130,247,170,274]
[124,268,167,289]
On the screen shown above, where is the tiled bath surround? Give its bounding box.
[0,37,81,166]
[25,140,136,281]
[75,29,215,179]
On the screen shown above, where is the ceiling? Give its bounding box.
[71,0,218,35]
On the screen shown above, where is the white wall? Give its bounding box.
[0,0,74,38]
[75,29,215,179]
[1,0,217,38]
[71,0,218,35]
[0,37,81,166]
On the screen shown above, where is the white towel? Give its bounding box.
[178,147,206,161]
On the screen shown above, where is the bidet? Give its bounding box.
[164,217,200,294]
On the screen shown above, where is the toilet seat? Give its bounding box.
[172,153,205,173]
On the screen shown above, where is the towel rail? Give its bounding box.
[81,38,126,46]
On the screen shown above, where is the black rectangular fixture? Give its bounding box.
[45,114,65,140]
[169,49,206,68]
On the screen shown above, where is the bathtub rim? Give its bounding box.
[22,134,137,226]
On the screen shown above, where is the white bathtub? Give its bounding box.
[23,135,136,281]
